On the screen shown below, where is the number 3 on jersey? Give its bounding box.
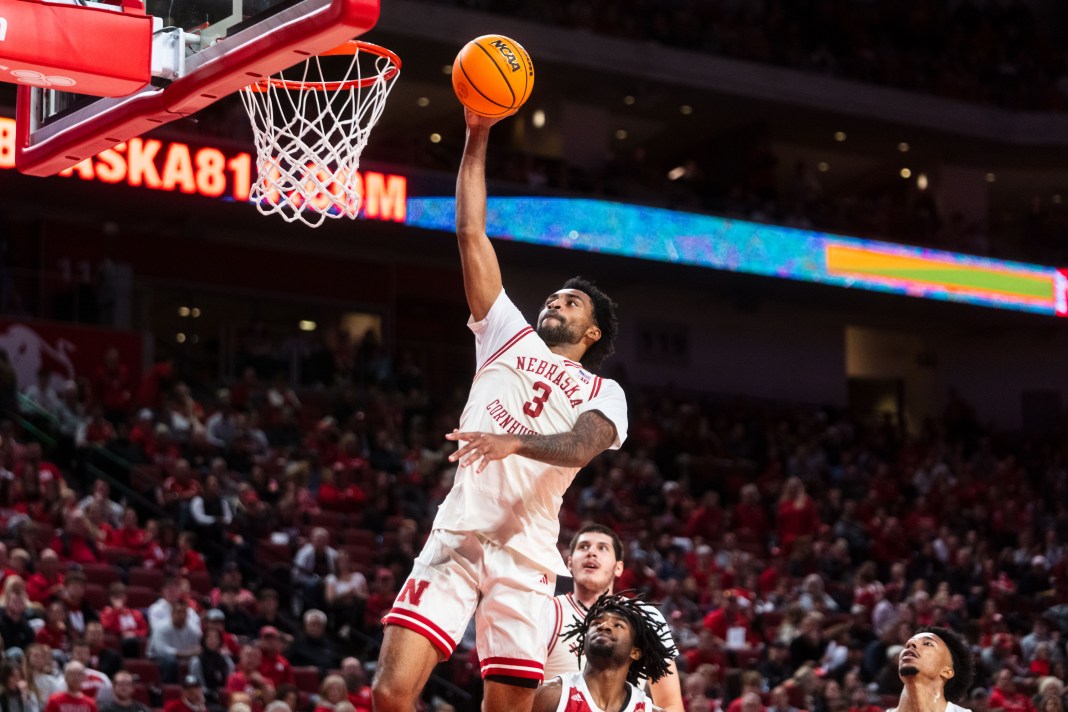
[524,381,551,417]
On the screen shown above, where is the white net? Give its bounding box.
[239,42,401,228]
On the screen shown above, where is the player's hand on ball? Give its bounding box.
[446,429,520,472]
[464,107,513,129]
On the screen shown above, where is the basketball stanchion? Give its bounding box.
[240,40,401,227]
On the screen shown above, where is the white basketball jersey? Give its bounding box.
[544,593,678,680]
[889,704,971,712]
[432,290,628,575]
[554,672,653,712]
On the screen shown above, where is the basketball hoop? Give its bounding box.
[239,40,401,227]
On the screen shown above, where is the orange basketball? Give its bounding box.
[452,35,534,117]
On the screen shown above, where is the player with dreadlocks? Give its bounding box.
[533,593,674,712]
[890,626,976,712]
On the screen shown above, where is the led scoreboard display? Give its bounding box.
[0,118,407,222]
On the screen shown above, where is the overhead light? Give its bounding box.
[623,95,635,106]
[614,129,628,140]
[898,142,910,152]
[191,307,201,318]
[917,173,929,190]
[176,333,186,343]
[1054,194,1063,205]
[679,105,693,115]
[986,172,996,183]
[416,97,430,107]
[667,166,687,181]
[834,131,847,142]
[441,65,452,75]
[532,109,546,129]
[430,133,442,144]
[178,306,190,317]
[299,320,317,332]
[900,168,912,179]
[817,161,829,173]
[191,335,199,344]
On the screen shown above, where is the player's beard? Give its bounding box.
[899,665,920,677]
[537,317,579,346]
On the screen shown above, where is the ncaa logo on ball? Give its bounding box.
[489,39,521,73]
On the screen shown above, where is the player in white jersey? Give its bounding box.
[888,627,975,712]
[534,593,673,712]
[371,108,628,712]
[544,525,683,712]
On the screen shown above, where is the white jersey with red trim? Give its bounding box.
[553,672,653,712]
[544,593,678,680]
[433,290,628,574]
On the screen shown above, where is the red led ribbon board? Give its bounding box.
[0,0,152,97]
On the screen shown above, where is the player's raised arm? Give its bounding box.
[456,108,508,322]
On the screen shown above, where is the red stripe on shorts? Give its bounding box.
[480,656,544,681]
[382,608,456,658]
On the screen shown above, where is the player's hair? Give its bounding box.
[920,626,974,702]
[561,592,673,686]
[561,276,618,370]
[569,524,624,562]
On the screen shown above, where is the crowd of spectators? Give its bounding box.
[428,0,1068,112]
[0,330,1067,712]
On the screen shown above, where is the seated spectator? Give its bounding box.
[990,668,1036,712]
[256,628,292,689]
[291,529,336,614]
[60,572,98,639]
[106,510,148,553]
[148,578,201,636]
[23,644,63,709]
[285,610,339,674]
[189,476,232,573]
[49,512,102,566]
[26,552,63,607]
[100,671,149,712]
[312,676,347,712]
[177,533,207,575]
[225,646,274,712]
[147,600,201,684]
[216,587,254,639]
[0,660,40,712]
[790,613,829,670]
[189,627,234,707]
[69,642,112,710]
[208,565,256,611]
[324,551,367,638]
[164,676,208,712]
[249,591,295,639]
[159,460,200,531]
[35,602,69,657]
[81,623,121,679]
[99,583,148,659]
[201,610,239,658]
[77,483,122,531]
[339,658,371,712]
[0,585,37,656]
[42,663,94,712]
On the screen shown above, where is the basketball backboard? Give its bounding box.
[15,0,380,176]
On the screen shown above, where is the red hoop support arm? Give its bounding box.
[15,0,380,177]
[0,0,152,97]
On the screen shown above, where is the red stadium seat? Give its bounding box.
[257,540,293,566]
[84,583,108,610]
[126,658,161,685]
[186,571,212,596]
[133,684,151,705]
[293,666,320,693]
[125,585,158,609]
[129,568,166,590]
[80,563,122,586]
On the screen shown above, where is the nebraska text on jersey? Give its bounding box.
[433,290,629,575]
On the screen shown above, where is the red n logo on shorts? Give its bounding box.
[398,579,431,607]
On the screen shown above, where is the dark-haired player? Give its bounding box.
[372,107,628,712]
[535,593,674,712]
[891,627,975,712]
[545,525,682,712]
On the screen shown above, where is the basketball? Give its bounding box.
[452,35,534,117]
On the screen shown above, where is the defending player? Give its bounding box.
[545,525,683,712]
[890,627,975,712]
[371,108,628,712]
[534,593,673,712]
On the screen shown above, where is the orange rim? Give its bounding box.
[247,40,401,92]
